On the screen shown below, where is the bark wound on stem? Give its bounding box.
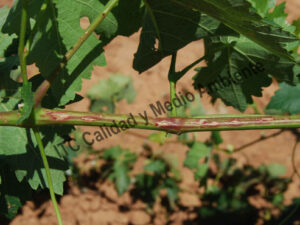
[154,116,293,132]
[44,110,103,122]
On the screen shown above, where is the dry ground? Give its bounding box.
[0,0,300,224]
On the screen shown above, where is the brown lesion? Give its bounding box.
[43,110,105,123]
[45,110,73,122]
[154,116,300,132]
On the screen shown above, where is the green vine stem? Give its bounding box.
[25,1,48,56]
[175,55,206,82]
[168,53,177,117]
[218,129,285,153]
[34,0,119,107]
[1,109,300,133]
[291,137,300,179]
[33,127,63,225]
[18,2,63,223]
[18,0,29,85]
[280,137,300,225]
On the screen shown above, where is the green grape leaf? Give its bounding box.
[103,146,123,159]
[193,35,300,111]
[27,1,66,80]
[195,163,209,180]
[103,146,137,195]
[87,74,136,113]
[163,178,179,205]
[148,132,169,145]
[179,0,298,61]
[4,0,106,107]
[189,95,206,117]
[0,196,21,219]
[293,18,300,39]
[0,5,10,28]
[0,126,71,195]
[184,142,211,169]
[144,160,166,174]
[162,154,181,181]
[0,56,21,102]
[266,163,286,177]
[133,0,235,73]
[134,173,160,205]
[272,193,284,207]
[17,82,34,124]
[43,0,106,106]
[2,0,98,107]
[89,99,115,113]
[211,131,223,145]
[265,83,300,115]
[98,0,144,42]
[265,2,299,53]
[266,2,287,22]
[0,166,32,219]
[55,0,143,42]
[3,0,143,108]
[0,81,72,195]
[176,94,205,117]
[0,6,17,58]
[114,163,130,195]
[87,74,136,102]
[247,0,276,16]
[0,33,16,57]
[2,0,43,35]
[249,1,298,39]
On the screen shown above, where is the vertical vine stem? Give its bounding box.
[25,1,48,56]
[279,136,300,225]
[291,137,300,179]
[168,53,177,117]
[34,0,119,107]
[33,127,63,225]
[18,0,29,85]
[18,1,63,223]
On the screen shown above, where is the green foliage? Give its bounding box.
[0,7,16,58]
[0,126,70,195]
[248,0,276,16]
[185,0,298,60]
[102,146,137,195]
[210,131,224,146]
[193,1,300,111]
[87,74,136,113]
[0,0,300,221]
[0,125,71,218]
[69,140,294,224]
[17,82,34,123]
[293,18,300,39]
[176,94,205,117]
[99,0,144,41]
[266,83,300,115]
[195,154,291,224]
[0,59,72,218]
[184,142,212,181]
[133,0,234,72]
[193,38,273,111]
[134,154,181,209]
[49,0,107,106]
[148,132,169,145]
[264,163,286,178]
[0,165,32,219]
[193,34,299,111]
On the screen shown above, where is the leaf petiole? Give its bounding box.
[33,127,63,225]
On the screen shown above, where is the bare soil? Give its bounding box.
[1,0,300,224]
